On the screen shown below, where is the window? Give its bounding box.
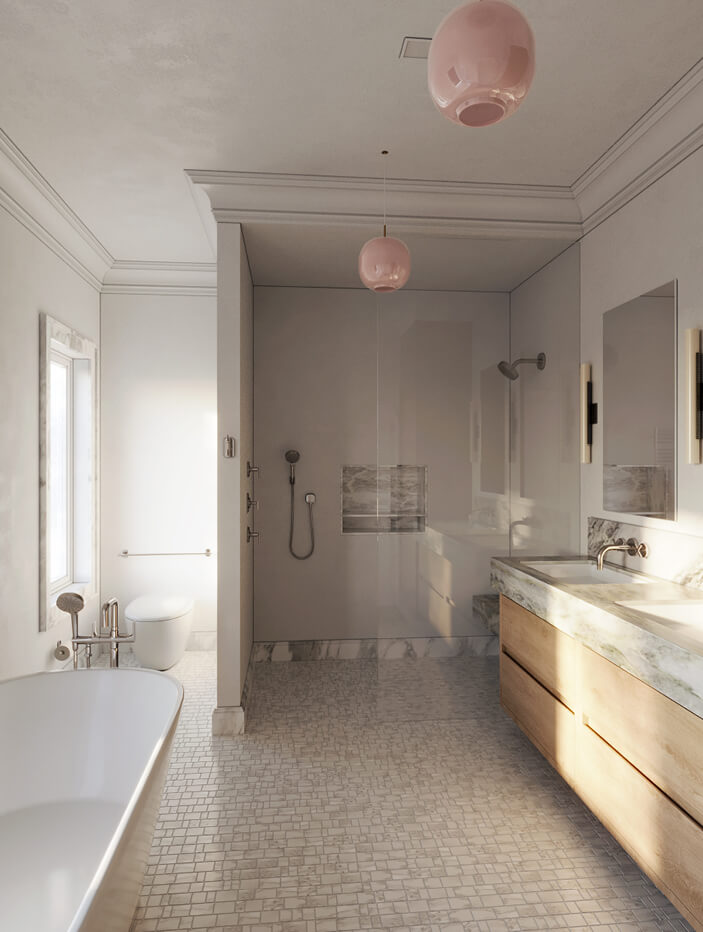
[40,314,98,631]
[49,350,72,591]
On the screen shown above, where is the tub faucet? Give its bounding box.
[596,537,649,571]
[102,598,130,668]
[56,594,134,668]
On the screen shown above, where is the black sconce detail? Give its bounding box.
[586,380,598,446]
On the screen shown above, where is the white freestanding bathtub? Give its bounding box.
[0,669,183,932]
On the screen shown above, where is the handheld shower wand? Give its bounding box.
[284,449,315,559]
[285,449,300,484]
[56,591,85,669]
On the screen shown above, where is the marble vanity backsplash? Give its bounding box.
[588,516,703,590]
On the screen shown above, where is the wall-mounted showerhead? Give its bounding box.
[498,360,519,381]
[285,449,300,483]
[497,352,546,381]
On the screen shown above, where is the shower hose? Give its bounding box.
[289,479,315,560]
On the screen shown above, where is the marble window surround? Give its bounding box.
[491,555,703,719]
[588,516,703,591]
[39,313,99,632]
[341,464,427,534]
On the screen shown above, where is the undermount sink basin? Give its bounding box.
[616,600,703,633]
[523,560,648,585]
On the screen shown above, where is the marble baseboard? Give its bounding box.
[212,705,245,736]
[240,643,254,711]
[187,630,217,651]
[252,635,498,662]
[588,516,703,590]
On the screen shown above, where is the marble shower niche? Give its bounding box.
[342,465,427,534]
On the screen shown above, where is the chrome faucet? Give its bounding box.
[55,594,134,668]
[596,537,649,571]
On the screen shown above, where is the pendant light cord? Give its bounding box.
[382,149,388,236]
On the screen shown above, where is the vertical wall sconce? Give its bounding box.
[686,329,702,464]
[580,363,598,463]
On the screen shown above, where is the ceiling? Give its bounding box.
[243,223,569,292]
[0,0,701,287]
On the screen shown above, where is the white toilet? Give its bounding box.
[125,595,194,671]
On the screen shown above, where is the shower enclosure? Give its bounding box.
[372,290,510,651]
[253,286,511,652]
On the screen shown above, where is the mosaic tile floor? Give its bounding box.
[131,651,692,931]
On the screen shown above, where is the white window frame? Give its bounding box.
[39,313,99,631]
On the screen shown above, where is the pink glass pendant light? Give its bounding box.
[428,0,535,128]
[358,151,411,293]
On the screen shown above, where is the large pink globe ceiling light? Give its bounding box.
[358,151,411,293]
[428,0,535,128]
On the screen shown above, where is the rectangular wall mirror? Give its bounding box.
[602,281,676,520]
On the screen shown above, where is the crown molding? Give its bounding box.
[0,128,112,290]
[101,260,217,296]
[188,168,574,201]
[211,207,579,241]
[190,169,582,242]
[573,58,703,232]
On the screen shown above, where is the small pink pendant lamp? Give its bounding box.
[428,0,535,128]
[358,151,411,293]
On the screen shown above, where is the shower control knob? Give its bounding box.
[247,461,260,478]
[247,527,260,543]
[246,493,259,512]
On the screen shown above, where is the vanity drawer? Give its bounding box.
[500,651,575,781]
[582,645,703,827]
[500,596,579,709]
[577,721,703,930]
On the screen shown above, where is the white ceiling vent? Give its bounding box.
[399,37,432,60]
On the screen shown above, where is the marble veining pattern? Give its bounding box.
[472,593,500,636]
[252,635,498,662]
[491,556,703,719]
[130,651,691,931]
[588,516,703,590]
[342,465,427,534]
[602,465,671,520]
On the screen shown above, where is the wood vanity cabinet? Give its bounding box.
[499,595,703,931]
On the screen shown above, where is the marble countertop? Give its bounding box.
[491,555,703,719]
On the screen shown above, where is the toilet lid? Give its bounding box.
[125,595,193,622]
